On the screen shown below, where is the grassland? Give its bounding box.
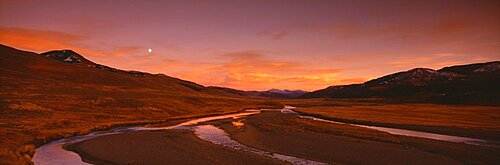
[283,98,500,141]
[2,45,499,164]
[214,111,500,164]
[70,111,500,164]
[0,44,281,164]
[0,88,279,165]
[2,96,499,164]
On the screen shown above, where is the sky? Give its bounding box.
[0,0,499,91]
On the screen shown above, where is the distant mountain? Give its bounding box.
[300,61,500,105]
[207,87,306,99]
[248,89,307,98]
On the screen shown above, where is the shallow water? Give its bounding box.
[32,127,137,165]
[33,109,324,165]
[193,125,327,165]
[353,125,496,146]
[33,106,499,165]
[32,111,261,165]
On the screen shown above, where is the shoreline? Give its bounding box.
[30,107,268,164]
[216,111,500,164]
[64,129,286,165]
[59,111,500,164]
[32,106,500,164]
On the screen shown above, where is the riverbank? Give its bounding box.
[68,110,500,164]
[0,98,280,164]
[282,100,500,141]
[214,111,500,164]
[65,129,286,165]
[4,98,499,164]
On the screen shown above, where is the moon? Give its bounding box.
[148,48,152,53]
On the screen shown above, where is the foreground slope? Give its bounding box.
[0,44,278,164]
[300,62,500,105]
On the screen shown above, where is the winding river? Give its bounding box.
[33,106,498,165]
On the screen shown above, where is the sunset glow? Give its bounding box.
[1,0,498,91]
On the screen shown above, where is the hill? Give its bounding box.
[0,44,279,164]
[300,61,500,105]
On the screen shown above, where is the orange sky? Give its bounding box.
[1,0,499,91]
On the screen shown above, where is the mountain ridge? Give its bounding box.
[207,86,306,99]
[300,61,500,105]
[2,44,498,103]
[0,44,298,99]
[0,44,249,97]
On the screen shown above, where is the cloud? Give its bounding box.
[154,50,354,91]
[271,31,288,40]
[293,16,495,42]
[55,17,122,35]
[128,50,339,90]
[220,50,267,60]
[0,27,142,59]
[388,53,459,68]
[0,27,84,52]
[258,31,288,40]
[386,53,493,70]
[108,46,141,57]
[214,72,366,91]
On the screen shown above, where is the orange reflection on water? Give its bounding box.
[231,120,245,128]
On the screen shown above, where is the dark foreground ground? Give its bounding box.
[65,129,285,165]
[68,111,500,164]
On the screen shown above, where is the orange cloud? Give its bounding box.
[152,50,355,91]
[0,27,84,52]
[120,49,370,91]
[388,53,459,68]
[386,53,495,70]
[0,27,143,64]
[108,46,141,57]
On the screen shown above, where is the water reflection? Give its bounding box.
[354,125,496,146]
[33,110,261,165]
[32,127,138,165]
[231,120,245,128]
[34,106,499,165]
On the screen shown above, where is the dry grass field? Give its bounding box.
[207,111,499,164]
[1,45,499,164]
[0,90,279,164]
[0,45,280,164]
[283,99,500,141]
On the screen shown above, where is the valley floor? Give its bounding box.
[284,99,500,141]
[2,98,499,164]
[0,96,280,165]
[68,111,500,164]
[65,129,285,165]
